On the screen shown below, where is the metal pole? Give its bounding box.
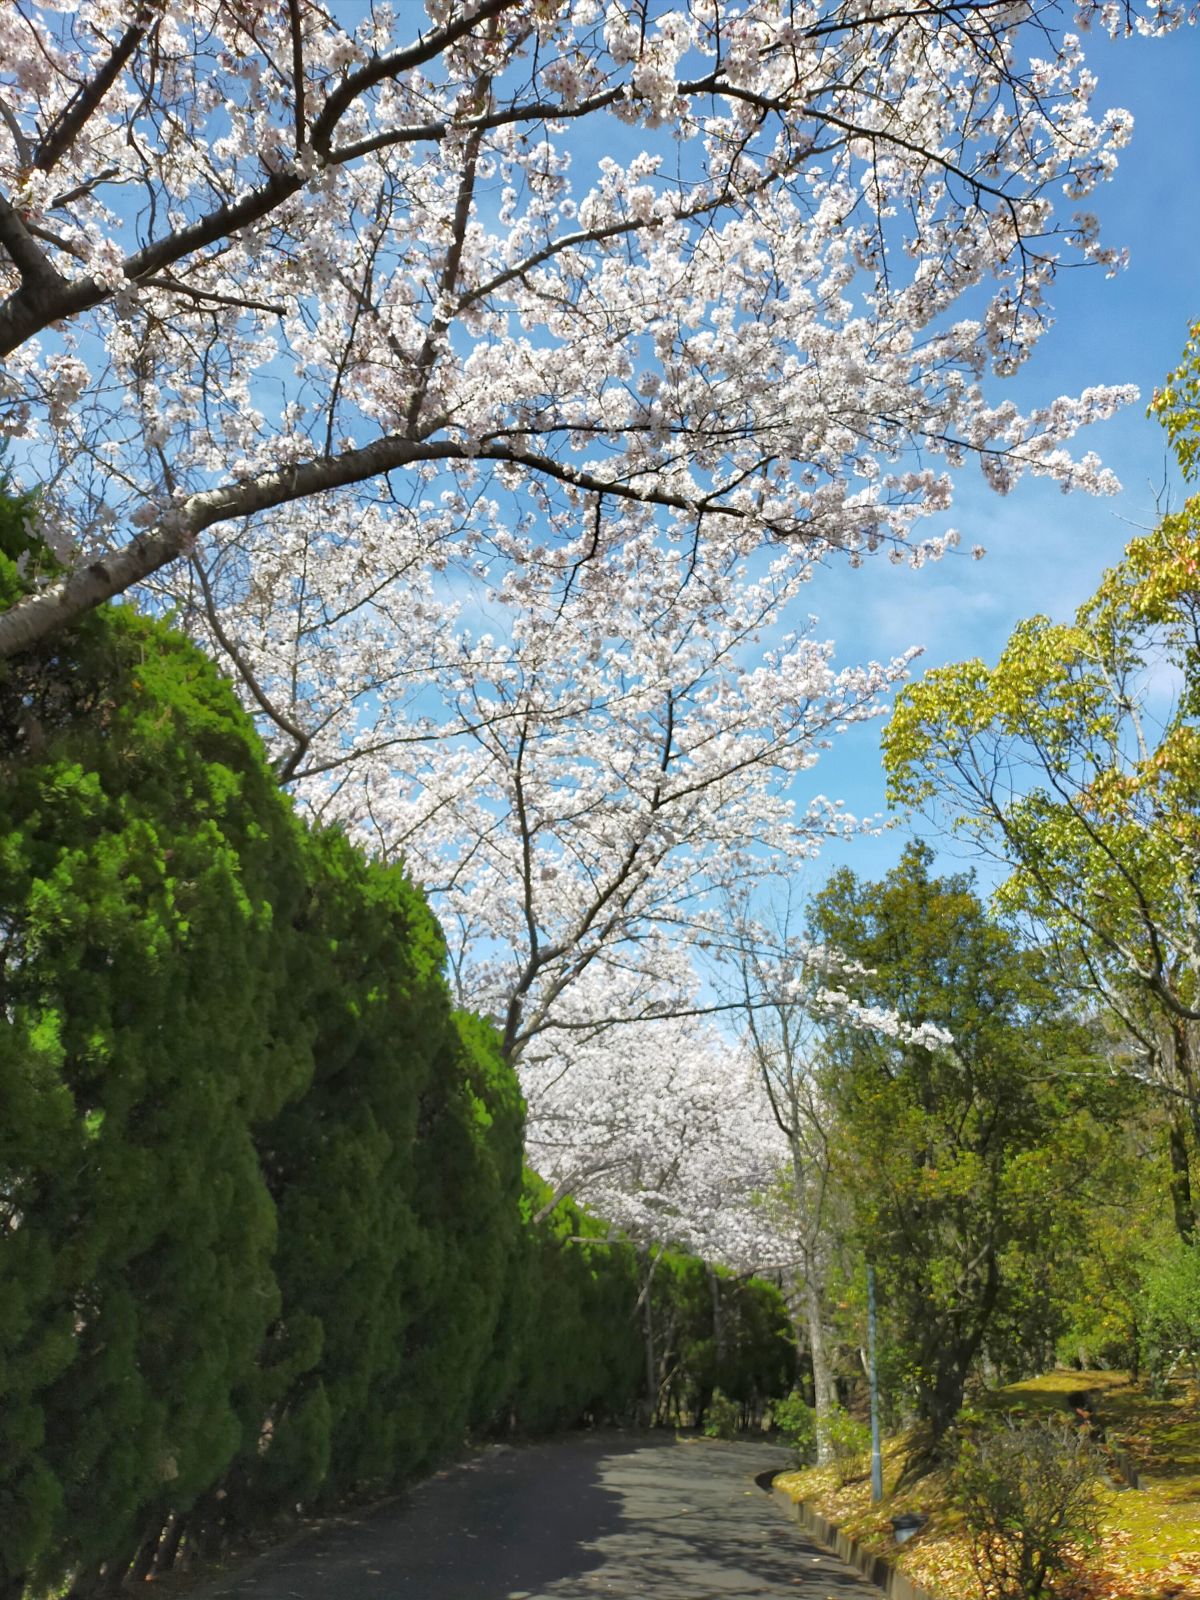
[867,1262,883,1502]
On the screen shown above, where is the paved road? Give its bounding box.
[196,1435,884,1600]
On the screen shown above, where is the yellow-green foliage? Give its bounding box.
[1150,318,1200,484]
[777,1371,1200,1598]
[883,342,1200,1252]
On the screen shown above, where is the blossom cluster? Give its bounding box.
[0,0,1168,658]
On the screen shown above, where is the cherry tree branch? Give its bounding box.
[32,3,159,176]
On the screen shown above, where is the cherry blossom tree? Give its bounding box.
[716,898,953,1453]
[0,0,1167,664]
[522,965,787,1263]
[304,529,914,1061]
[520,958,793,1418]
[721,913,843,1457]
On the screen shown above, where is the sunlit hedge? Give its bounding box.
[0,494,792,1597]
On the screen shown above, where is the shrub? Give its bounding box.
[0,579,312,1593]
[953,1415,1102,1600]
[768,1396,867,1477]
[1142,1238,1200,1392]
[702,1390,741,1439]
[825,1406,872,1484]
[773,1393,818,1464]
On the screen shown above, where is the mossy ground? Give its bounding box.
[774,1370,1200,1599]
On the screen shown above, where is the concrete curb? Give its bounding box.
[771,1485,945,1600]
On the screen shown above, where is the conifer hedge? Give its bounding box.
[0,491,792,1599]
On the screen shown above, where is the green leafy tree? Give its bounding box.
[1150,318,1200,482]
[810,846,1117,1447]
[1141,1236,1200,1389]
[1050,1112,1167,1375]
[649,1256,793,1431]
[885,335,1200,1239]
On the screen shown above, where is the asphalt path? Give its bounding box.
[194,1435,885,1600]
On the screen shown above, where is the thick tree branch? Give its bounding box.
[32,3,159,176]
[0,193,66,298]
[0,421,809,658]
[0,0,522,357]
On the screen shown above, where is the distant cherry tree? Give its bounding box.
[309,534,912,1060]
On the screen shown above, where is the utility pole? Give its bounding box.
[867,1262,883,1502]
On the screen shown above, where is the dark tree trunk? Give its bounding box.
[128,1526,164,1585]
[66,1566,105,1600]
[638,1249,658,1427]
[916,1247,1001,1450]
[155,1514,189,1574]
[922,1343,975,1441]
[642,1291,657,1425]
[100,1552,134,1597]
[1167,1113,1195,1242]
[709,1266,725,1365]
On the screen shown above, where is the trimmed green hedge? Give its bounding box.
[0,494,793,1597]
[1,491,314,1593]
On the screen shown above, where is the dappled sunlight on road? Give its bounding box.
[195,1437,883,1600]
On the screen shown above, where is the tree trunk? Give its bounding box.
[155,1513,189,1574]
[101,1550,136,1597]
[657,1308,679,1421]
[638,1249,658,1427]
[642,1288,657,1425]
[128,1528,163,1586]
[921,1342,974,1442]
[709,1266,725,1366]
[1167,1113,1195,1242]
[66,1566,105,1600]
[804,1275,838,1465]
[1173,1019,1200,1159]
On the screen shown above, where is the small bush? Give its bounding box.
[824,1405,872,1484]
[773,1392,818,1464]
[702,1390,741,1439]
[953,1414,1102,1600]
[1142,1239,1200,1392]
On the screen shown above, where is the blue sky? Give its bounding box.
[416,12,1200,912]
[799,18,1200,896]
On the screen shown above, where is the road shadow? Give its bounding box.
[196,1434,644,1600]
[582,1439,881,1598]
[194,1434,883,1600]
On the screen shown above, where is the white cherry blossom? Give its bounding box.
[0,0,1177,657]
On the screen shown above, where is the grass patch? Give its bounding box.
[774,1371,1200,1599]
